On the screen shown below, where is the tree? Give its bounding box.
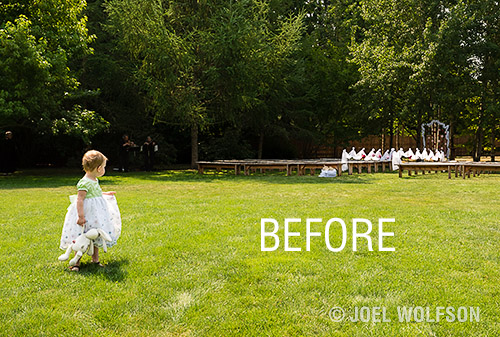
[349,0,447,148]
[0,0,107,144]
[105,0,304,166]
[425,0,500,160]
[350,0,500,160]
[470,0,500,161]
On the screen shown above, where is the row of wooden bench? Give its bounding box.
[398,162,500,179]
[197,159,500,178]
[197,160,392,176]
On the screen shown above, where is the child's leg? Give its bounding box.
[69,253,82,271]
[92,247,99,263]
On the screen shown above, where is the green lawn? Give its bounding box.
[1,169,499,336]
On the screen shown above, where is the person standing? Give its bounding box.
[142,136,156,171]
[119,134,134,172]
[1,131,18,174]
[58,150,121,271]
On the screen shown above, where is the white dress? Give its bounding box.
[59,177,121,250]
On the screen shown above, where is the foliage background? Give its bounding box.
[1,0,499,167]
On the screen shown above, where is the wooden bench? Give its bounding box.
[197,159,394,177]
[347,160,392,175]
[243,161,294,176]
[298,161,343,176]
[197,159,344,176]
[462,162,500,178]
[398,162,463,179]
[197,161,244,175]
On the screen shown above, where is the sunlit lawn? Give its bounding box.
[0,169,499,336]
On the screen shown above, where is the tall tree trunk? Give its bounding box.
[416,112,422,149]
[191,124,198,168]
[473,113,483,162]
[257,132,264,159]
[491,124,496,162]
[389,119,394,149]
[473,84,490,162]
[449,119,455,160]
[381,128,385,151]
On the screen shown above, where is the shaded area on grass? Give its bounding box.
[2,167,498,190]
[109,169,376,185]
[63,259,129,282]
[0,169,121,189]
[0,168,375,190]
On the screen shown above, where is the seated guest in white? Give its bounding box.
[352,148,366,160]
[437,150,445,161]
[414,148,422,161]
[421,148,428,161]
[392,150,401,170]
[348,147,357,158]
[389,148,395,160]
[404,148,414,159]
[427,150,435,161]
[364,148,376,161]
[341,149,350,171]
[397,148,405,159]
[381,149,390,161]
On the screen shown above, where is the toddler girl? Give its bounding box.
[59,150,121,271]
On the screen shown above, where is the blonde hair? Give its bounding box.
[82,150,108,172]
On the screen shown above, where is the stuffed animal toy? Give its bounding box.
[58,228,112,266]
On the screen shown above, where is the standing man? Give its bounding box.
[142,136,157,171]
[119,134,135,172]
[1,131,18,174]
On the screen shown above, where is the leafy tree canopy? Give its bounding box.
[0,0,107,143]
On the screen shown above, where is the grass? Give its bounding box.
[0,169,499,336]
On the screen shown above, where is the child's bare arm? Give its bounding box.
[102,191,116,195]
[76,190,87,226]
